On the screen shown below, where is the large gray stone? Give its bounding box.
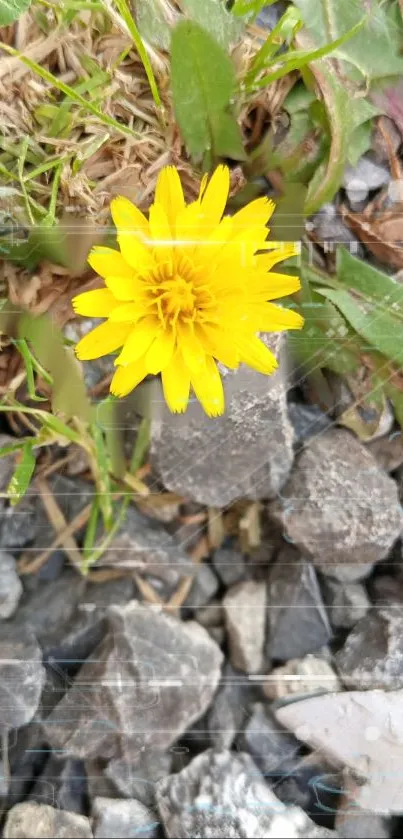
[156,748,336,838]
[0,551,22,618]
[266,548,332,661]
[92,797,160,839]
[207,663,256,749]
[4,802,93,838]
[0,629,45,729]
[335,608,403,689]
[321,578,371,630]
[29,756,87,814]
[95,506,194,588]
[43,601,223,760]
[276,688,403,814]
[223,580,266,673]
[238,703,301,780]
[105,751,172,806]
[151,334,295,507]
[269,428,403,570]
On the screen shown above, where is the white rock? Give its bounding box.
[263,656,341,701]
[276,689,403,813]
[223,580,266,673]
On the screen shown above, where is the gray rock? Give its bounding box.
[276,688,403,814]
[92,797,160,839]
[266,548,332,661]
[223,580,266,673]
[367,430,403,472]
[11,570,86,647]
[207,663,256,749]
[96,506,194,588]
[212,547,247,587]
[0,629,45,729]
[183,563,219,610]
[288,402,332,445]
[269,428,403,570]
[239,703,301,780]
[335,608,403,689]
[156,748,335,838]
[151,334,295,507]
[4,802,93,838]
[0,494,37,550]
[308,203,362,251]
[105,751,172,806]
[320,563,375,583]
[321,579,371,629]
[0,551,22,618]
[30,475,94,553]
[344,156,390,204]
[263,656,341,701]
[29,756,87,814]
[195,601,224,629]
[43,601,223,760]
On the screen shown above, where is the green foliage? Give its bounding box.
[0,0,31,25]
[171,20,245,167]
[6,442,36,506]
[291,248,403,435]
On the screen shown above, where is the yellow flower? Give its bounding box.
[73,165,302,417]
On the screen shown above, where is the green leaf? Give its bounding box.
[303,66,350,215]
[7,443,36,507]
[181,0,244,48]
[134,0,172,50]
[232,0,276,18]
[170,20,245,166]
[336,247,403,312]
[0,0,31,25]
[316,286,403,368]
[292,0,403,85]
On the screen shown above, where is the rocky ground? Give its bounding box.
[2,287,403,837]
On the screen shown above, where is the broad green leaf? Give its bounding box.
[293,0,403,85]
[0,0,31,25]
[171,20,245,167]
[348,122,373,167]
[7,443,36,507]
[316,287,403,368]
[134,0,172,50]
[336,247,403,313]
[180,0,244,48]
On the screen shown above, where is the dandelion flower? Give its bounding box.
[73,165,303,417]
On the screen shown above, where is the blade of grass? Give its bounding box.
[0,42,139,138]
[104,0,162,108]
[15,338,48,401]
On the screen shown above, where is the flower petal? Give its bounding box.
[116,233,155,273]
[88,246,134,279]
[249,271,301,301]
[196,323,239,369]
[110,195,149,241]
[190,356,225,417]
[75,321,131,360]
[236,333,278,374]
[145,328,175,374]
[110,357,148,398]
[231,196,275,232]
[72,288,117,317]
[256,242,301,270]
[109,302,146,322]
[149,202,173,266]
[247,302,304,332]
[104,275,146,302]
[200,165,230,228]
[177,322,206,372]
[161,351,190,414]
[115,317,158,366]
[155,166,185,232]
